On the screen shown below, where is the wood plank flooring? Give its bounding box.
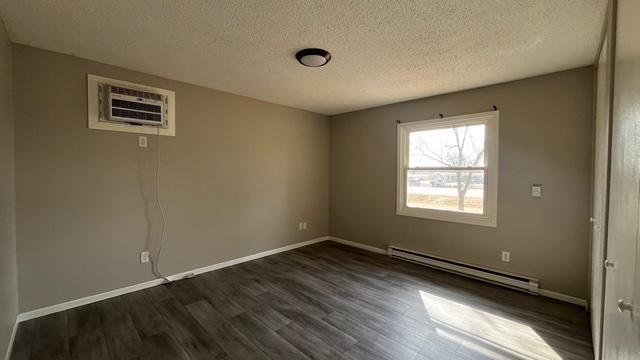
[10,241,594,360]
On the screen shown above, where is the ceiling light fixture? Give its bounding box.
[295,48,332,67]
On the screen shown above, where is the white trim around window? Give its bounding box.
[396,111,499,227]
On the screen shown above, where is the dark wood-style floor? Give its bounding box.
[10,241,593,360]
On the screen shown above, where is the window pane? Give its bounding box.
[409,124,485,168]
[407,169,484,214]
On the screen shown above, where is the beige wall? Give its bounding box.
[11,43,593,312]
[330,67,594,299]
[13,45,330,312]
[0,17,18,358]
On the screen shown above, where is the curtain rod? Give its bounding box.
[396,104,498,124]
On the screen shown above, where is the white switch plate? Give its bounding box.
[140,251,149,263]
[501,251,510,262]
[138,136,148,148]
[531,184,542,198]
[302,222,307,230]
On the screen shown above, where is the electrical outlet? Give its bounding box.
[302,222,307,230]
[138,136,148,148]
[140,251,149,264]
[501,251,510,262]
[298,222,303,231]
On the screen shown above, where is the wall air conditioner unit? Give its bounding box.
[88,74,176,136]
[102,84,167,127]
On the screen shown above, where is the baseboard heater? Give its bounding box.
[387,246,539,294]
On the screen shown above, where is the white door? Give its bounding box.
[602,0,640,358]
[590,19,613,358]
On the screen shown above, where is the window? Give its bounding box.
[397,111,499,227]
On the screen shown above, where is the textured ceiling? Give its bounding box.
[0,1,606,115]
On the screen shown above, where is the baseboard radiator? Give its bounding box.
[387,246,539,294]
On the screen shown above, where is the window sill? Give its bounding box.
[396,206,497,227]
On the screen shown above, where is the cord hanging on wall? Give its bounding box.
[153,127,172,283]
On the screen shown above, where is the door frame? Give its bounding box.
[590,0,617,358]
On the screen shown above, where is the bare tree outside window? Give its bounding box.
[407,124,486,213]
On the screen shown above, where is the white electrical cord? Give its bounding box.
[153,127,172,283]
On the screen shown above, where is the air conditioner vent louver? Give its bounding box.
[112,108,162,122]
[111,99,162,114]
[110,85,163,101]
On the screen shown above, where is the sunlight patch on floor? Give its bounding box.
[420,291,562,360]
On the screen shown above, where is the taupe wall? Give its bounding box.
[330,67,594,299]
[11,43,593,312]
[14,45,330,312]
[0,18,18,358]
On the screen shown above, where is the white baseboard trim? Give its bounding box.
[4,316,19,360]
[330,236,588,308]
[17,236,329,322]
[328,236,387,254]
[17,278,164,322]
[14,234,587,323]
[539,289,587,308]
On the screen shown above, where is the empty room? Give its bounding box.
[1,1,639,359]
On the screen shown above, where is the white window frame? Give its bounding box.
[396,111,499,227]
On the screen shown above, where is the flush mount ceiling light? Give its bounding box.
[295,48,332,67]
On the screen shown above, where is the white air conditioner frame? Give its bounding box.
[87,74,176,136]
